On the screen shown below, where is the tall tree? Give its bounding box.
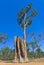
[17,3,37,59]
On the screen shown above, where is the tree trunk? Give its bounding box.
[24,26,27,59]
[23,14,28,61]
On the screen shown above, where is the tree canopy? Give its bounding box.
[17,3,37,28]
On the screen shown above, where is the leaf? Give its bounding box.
[17,3,33,17]
[32,10,37,16]
[17,14,25,25]
[20,9,25,15]
[25,3,33,13]
[27,20,32,25]
[26,10,37,19]
[25,20,32,26]
[17,9,25,17]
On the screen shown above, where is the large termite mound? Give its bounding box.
[14,36,28,62]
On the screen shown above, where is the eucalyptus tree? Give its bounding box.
[27,32,43,58]
[17,3,37,44]
[17,3,37,59]
[0,33,8,43]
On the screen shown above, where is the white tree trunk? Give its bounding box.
[24,26,27,59]
[23,14,28,61]
[24,26,26,43]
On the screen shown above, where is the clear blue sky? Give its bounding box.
[0,0,44,51]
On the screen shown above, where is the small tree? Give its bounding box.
[17,3,37,59]
[1,47,14,60]
[27,32,43,58]
[0,33,8,43]
[36,47,42,58]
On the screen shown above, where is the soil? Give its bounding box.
[0,58,44,65]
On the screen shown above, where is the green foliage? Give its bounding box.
[0,33,8,43]
[17,3,33,17]
[26,42,30,52]
[17,3,37,28]
[25,3,33,13]
[35,48,42,58]
[0,47,14,60]
[26,32,44,59]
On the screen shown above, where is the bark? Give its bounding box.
[23,14,28,60]
[24,26,28,59]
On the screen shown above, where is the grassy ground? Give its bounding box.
[0,58,44,65]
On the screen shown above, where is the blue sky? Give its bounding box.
[0,0,44,51]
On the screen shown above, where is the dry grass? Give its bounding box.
[0,62,44,65]
[0,58,44,65]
